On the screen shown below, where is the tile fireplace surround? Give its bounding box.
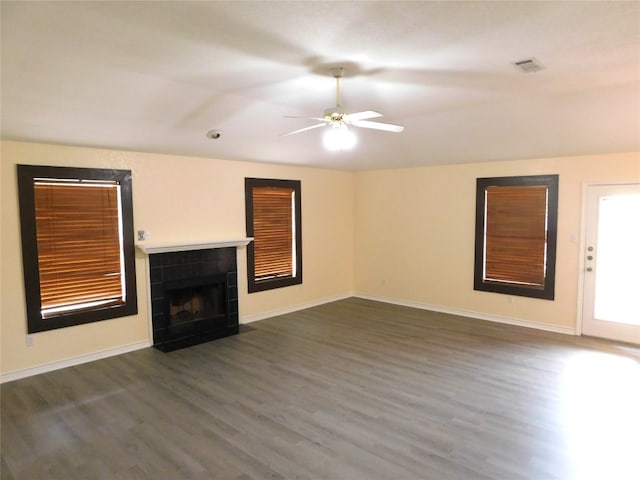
[137,239,251,351]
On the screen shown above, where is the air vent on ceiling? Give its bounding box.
[513,57,545,73]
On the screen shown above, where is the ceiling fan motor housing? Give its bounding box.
[323,107,347,122]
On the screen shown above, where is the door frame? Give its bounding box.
[576,181,640,337]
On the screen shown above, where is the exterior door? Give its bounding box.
[581,183,640,344]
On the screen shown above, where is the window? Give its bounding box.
[245,178,302,293]
[17,165,137,333]
[474,174,558,300]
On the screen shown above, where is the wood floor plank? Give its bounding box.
[2,298,639,479]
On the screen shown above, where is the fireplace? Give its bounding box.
[148,247,239,352]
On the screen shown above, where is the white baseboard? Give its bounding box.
[1,340,152,384]
[241,292,354,324]
[2,293,575,383]
[353,293,576,336]
[1,293,352,383]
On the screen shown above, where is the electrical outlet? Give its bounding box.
[137,230,151,241]
[26,335,34,347]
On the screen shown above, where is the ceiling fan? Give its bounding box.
[282,67,404,149]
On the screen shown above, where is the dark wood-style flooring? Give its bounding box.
[2,298,639,479]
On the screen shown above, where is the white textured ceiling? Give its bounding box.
[1,1,639,170]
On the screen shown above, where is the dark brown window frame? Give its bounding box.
[17,165,138,333]
[474,174,559,300]
[245,177,302,293]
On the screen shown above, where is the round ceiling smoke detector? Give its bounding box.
[206,129,223,139]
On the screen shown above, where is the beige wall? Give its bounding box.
[354,152,640,330]
[1,140,355,375]
[2,139,639,377]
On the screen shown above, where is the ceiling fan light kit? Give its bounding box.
[323,124,357,151]
[283,66,404,152]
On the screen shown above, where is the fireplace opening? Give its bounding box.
[167,282,226,326]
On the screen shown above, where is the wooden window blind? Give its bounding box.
[34,179,125,317]
[18,165,137,333]
[484,185,547,286]
[245,177,302,293]
[252,186,295,280]
[474,174,558,300]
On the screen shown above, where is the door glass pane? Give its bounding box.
[594,194,640,325]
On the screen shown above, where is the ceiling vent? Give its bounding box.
[513,58,545,73]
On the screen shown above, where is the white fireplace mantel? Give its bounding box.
[136,237,253,255]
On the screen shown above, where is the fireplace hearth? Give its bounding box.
[148,247,239,351]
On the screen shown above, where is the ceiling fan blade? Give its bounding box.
[343,110,383,122]
[284,115,327,122]
[281,123,326,136]
[351,120,405,133]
